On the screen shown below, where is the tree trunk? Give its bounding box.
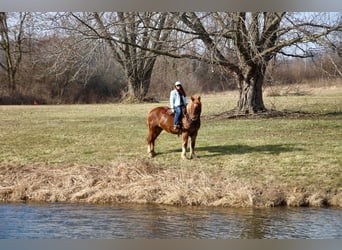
[125,57,156,102]
[0,12,26,95]
[9,71,16,95]
[237,64,267,114]
[125,65,153,102]
[126,78,149,101]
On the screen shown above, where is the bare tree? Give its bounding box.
[70,12,175,102]
[29,12,124,103]
[0,12,27,94]
[168,12,342,113]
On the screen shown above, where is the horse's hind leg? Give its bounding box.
[147,126,162,157]
[147,130,155,157]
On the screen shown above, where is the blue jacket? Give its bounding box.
[170,89,187,109]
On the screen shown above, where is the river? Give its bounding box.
[0,202,341,239]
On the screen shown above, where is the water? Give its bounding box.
[0,202,341,239]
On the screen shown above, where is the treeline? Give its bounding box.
[0,12,341,105]
[0,41,340,105]
[1,49,340,105]
[150,53,342,100]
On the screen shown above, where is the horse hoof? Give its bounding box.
[149,152,156,158]
[189,154,197,159]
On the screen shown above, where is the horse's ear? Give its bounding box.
[191,96,195,102]
[198,96,201,102]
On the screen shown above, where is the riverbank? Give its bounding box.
[1,83,341,208]
[1,160,341,207]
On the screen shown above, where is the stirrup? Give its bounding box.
[174,124,182,136]
[174,124,181,129]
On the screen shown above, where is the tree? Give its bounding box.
[169,12,342,113]
[0,12,27,94]
[71,12,174,102]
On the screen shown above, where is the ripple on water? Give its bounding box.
[0,203,341,239]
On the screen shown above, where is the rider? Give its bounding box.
[170,81,188,130]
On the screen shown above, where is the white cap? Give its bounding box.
[175,81,182,86]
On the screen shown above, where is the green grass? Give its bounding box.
[1,85,341,193]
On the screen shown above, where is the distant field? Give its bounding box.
[0,83,341,207]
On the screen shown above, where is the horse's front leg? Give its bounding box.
[147,140,155,157]
[189,133,198,159]
[181,132,188,159]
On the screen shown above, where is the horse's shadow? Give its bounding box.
[164,143,303,157]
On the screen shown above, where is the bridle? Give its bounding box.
[186,101,201,123]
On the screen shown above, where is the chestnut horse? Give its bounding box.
[147,96,201,159]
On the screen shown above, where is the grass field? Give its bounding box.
[0,83,341,207]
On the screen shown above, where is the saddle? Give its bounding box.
[163,106,187,115]
[164,107,174,116]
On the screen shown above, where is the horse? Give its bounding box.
[147,95,201,159]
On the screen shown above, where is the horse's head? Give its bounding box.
[187,95,202,122]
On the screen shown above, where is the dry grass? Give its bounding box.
[1,159,340,208]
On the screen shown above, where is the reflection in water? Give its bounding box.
[0,203,341,239]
